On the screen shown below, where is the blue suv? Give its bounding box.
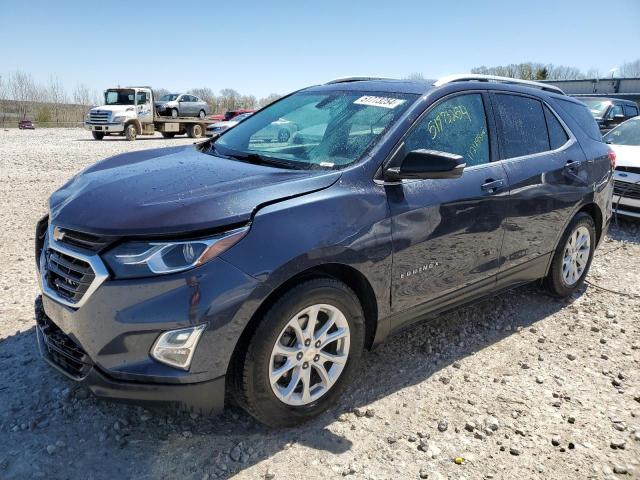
[35,75,614,427]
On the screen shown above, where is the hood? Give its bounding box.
[91,105,135,115]
[155,100,178,107]
[610,144,640,169]
[49,145,341,236]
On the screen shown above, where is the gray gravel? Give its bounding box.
[0,128,639,479]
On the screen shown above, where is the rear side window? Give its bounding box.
[555,99,602,141]
[543,105,569,149]
[493,94,549,158]
[404,93,490,167]
[624,104,639,117]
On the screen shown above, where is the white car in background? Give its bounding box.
[205,112,253,137]
[604,117,640,218]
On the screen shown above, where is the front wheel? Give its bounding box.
[91,131,105,140]
[171,108,179,118]
[544,212,596,297]
[124,123,137,141]
[235,278,365,427]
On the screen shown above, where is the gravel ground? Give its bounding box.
[0,128,639,480]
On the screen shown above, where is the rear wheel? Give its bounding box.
[544,212,596,297]
[235,278,365,427]
[187,124,203,138]
[124,123,137,141]
[91,131,105,140]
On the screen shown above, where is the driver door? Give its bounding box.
[136,90,153,124]
[386,92,509,321]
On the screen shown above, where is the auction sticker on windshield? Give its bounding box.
[354,96,406,109]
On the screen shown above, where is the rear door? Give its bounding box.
[490,92,587,282]
[387,92,509,319]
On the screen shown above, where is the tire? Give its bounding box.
[161,132,176,139]
[91,131,105,140]
[235,278,365,427]
[277,129,291,143]
[187,124,203,138]
[171,108,179,119]
[544,212,596,297]
[198,110,206,119]
[124,123,137,141]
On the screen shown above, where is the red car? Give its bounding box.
[18,120,35,129]
[210,109,255,122]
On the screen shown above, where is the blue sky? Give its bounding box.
[1,0,639,98]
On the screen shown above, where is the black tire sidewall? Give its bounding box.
[125,124,137,141]
[241,279,365,427]
[546,212,596,297]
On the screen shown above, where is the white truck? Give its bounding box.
[84,86,210,141]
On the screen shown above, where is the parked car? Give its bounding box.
[604,117,640,218]
[223,109,255,121]
[580,96,639,133]
[18,119,35,129]
[155,93,211,119]
[205,112,253,137]
[36,75,613,427]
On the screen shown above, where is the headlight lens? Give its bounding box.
[103,227,248,279]
[112,116,126,123]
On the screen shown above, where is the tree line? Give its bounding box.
[0,70,282,125]
[469,59,640,81]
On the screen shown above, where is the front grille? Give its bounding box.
[54,227,114,252]
[614,179,640,200]
[44,249,96,304]
[36,299,93,379]
[88,111,110,124]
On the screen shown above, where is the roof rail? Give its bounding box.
[433,74,565,95]
[325,76,394,85]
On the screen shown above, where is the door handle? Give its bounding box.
[481,178,506,193]
[564,159,583,171]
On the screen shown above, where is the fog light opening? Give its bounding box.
[150,324,206,370]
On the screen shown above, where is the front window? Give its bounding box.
[159,94,179,102]
[212,90,418,169]
[582,99,611,118]
[104,89,135,106]
[604,118,640,146]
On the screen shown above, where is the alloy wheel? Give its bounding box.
[561,225,591,286]
[269,304,350,406]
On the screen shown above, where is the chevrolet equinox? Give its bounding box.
[35,75,614,427]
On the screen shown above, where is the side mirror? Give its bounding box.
[385,149,465,181]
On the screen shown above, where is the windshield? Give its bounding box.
[582,99,611,118]
[604,118,640,146]
[104,89,135,106]
[212,90,418,169]
[159,94,179,102]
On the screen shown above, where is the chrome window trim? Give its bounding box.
[40,225,109,309]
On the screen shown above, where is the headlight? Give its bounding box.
[151,324,206,370]
[112,116,126,123]
[103,227,248,279]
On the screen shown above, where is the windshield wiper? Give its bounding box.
[223,151,303,170]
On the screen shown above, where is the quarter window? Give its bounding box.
[494,94,549,158]
[404,94,490,167]
[623,104,639,117]
[544,105,569,150]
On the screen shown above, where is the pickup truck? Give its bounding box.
[84,86,211,140]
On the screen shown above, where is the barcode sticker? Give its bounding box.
[354,96,406,109]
